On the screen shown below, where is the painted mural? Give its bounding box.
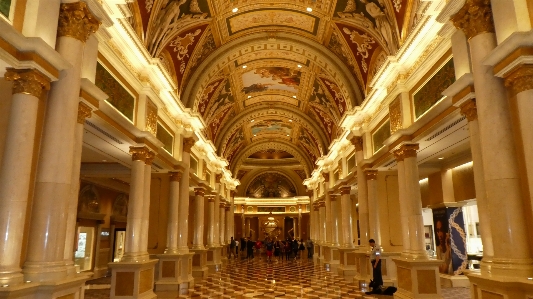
[372,120,391,153]
[246,172,297,198]
[319,77,348,117]
[251,120,292,137]
[196,78,224,117]
[227,9,318,35]
[204,80,234,121]
[413,59,455,119]
[242,67,300,94]
[95,63,135,122]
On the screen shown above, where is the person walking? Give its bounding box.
[229,237,236,259]
[306,239,314,259]
[265,239,274,263]
[247,238,254,259]
[235,238,239,258]
[369,239,383,291]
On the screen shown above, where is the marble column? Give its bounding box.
[340,186,354,248]
[452,2,533,276]
[192,188,206,249]
[24,2,100,282]
[0,69,50,285]
[459,99,494,269]
[165,171,182,253]
[323,173,332,245]
[206,195,215,247]
[313,204,320,243]
[213,175,222,246]
[245,218,251,238]
[318,201,326,244]
[178,138,196,253]
[365,170,380,245]
[140,151,155,259]
[351,136,369,244]
[225,205,232,241]
[229,191,235,243]
[292,217,298,239]
[330,194,340,247]
[392,151,411,257]
[122,147,152,262]
[219,202,226,245]
[398,144,426,259]
[63,102,93,275]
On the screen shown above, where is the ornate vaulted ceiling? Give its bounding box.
[126,0,422,187]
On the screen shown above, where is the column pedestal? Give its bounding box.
[321,245,340,271]
[190,249,208,280]
[353,249,371,289]
[206,246,222,273]
[392,258,442,299]
[337,248,358,279]
[154,253,194,292]
[381,252,400,287]
[109,259,157,299]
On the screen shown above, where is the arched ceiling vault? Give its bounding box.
[128,0,420,180]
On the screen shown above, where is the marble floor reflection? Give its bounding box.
[85,256,471,298]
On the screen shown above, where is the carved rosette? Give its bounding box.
[451,0,495,39]
[340,186,351,195]
[58,2,101,42]
[169,171,182,182]
[350,136,363,152]
[322,172,330,182]
[129,146,152,162]
[77,102,92,124]
[365,169,378,181]
[504,65,533,97]
[183,137,196,153]
[460,99,478,122]
[5,69,50,97]
[194,188,205,197]
[389,97,403,134]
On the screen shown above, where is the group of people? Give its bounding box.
[229,236,314,262]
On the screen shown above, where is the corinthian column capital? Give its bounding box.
[58,2,101,42]
[504,65,533,97]
[77,102,92,124]
[350,136,363,152]
[460,99,478,122]
[322,172,330,182]
[394,143,420,161]
[5,68,50,98]
[169,171,183,182]
[129,146,152,162]
[451,0,494,39]
[183,137,196,153]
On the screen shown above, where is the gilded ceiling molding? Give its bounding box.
[4,68,50,98]
[57,2,101,43]
[503,64,533,97]
[231,140,312,176]
[215,104,329,154]
[450,0,494,39]
[181,32,364,109]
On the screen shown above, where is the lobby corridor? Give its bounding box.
[85,257,470,299]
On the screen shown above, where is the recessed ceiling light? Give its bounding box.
[287,134,290,137]
[289,119,293,122]
[232,8,238,13]
[438,157,444,160]
[242,65,247,69]
[247,95,251,98]
[306,7,312,12]
[292,95,296,98]
[297,65,302,68]
[254,135,257,137]
[250,119,254,122]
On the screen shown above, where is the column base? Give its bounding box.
[206,246,222,273]
[0,272,91,299]
[466,270,533,298]
[353,249,371,289]
[439,273,470,288]
[22,261,68,283]
[154,254,184,292]
[321,245,341,271]
[109,259,158,299]
[337,248,358,279]
[381,252,401,287]
[190,249,208,280]
[392,257,442,299]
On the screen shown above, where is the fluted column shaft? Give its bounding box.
[166,172,182,253]
[330,195,340,247]
[365,170,380,245]
[393,157,411,256]
[245,218,250,238]
[24,2,100,282]
[213,179,221,246]
[452,4,533,275]
[225,205,232,242]
[459,100,494,268]
[340,187,354,248]
[323,173,332,244]
[63,102,92,274]
[207,195,215,247]
[140,152,155,258]
[318,202,326,244]
[219,203,226,245]
[178,138,195,253]
[0,69,50,285]
[400,145,426,258]
[192,188,206,249]
[351,137,369,244]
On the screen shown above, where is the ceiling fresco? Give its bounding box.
[125,0,423,182]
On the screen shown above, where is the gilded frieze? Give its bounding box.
[413,58,455,119]
[95,63,136,122]
[145,98,158,135]
[389,96,402,134]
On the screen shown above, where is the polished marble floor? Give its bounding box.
[85,256,470,298]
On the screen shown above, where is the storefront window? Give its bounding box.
[113,230,126,262]
[74,226,95,272]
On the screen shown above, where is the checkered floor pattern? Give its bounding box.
[85,257,471,298]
